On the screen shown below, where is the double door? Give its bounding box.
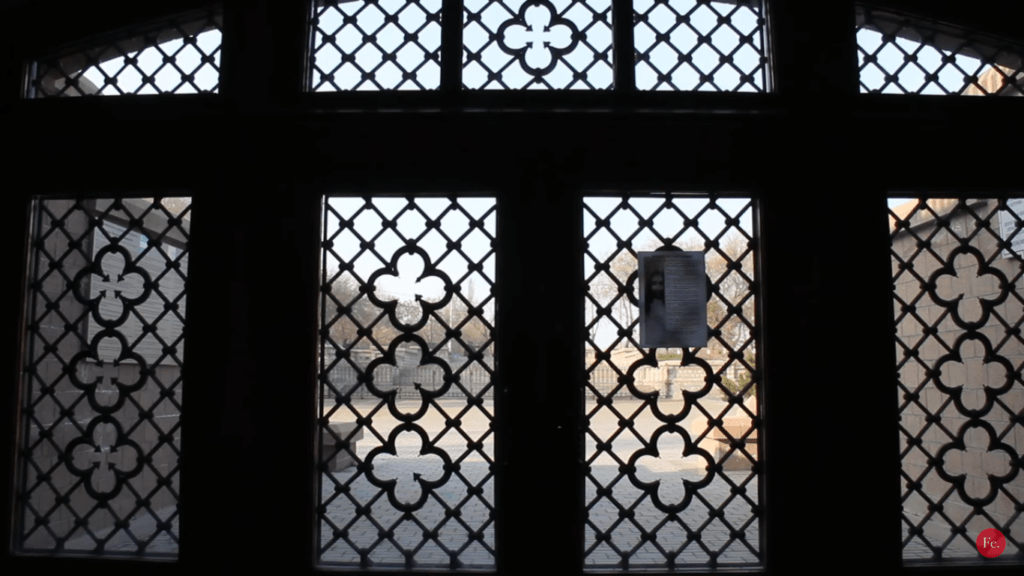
[9,92,1015,576]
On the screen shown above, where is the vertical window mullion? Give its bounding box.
[177,188,238,569]
[760,2,890,575]
[767,0,859,97]
[218,0,307,107]
[493,158,583,574]
[441,0,465,93]
[2,192,30,567]
[612,0,636,93]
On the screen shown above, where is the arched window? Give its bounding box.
[856,5,1024,95]
[25,7,221,97]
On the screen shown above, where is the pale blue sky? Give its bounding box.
[583,196,754,349]
[82,29,220,94]
[857,28,993,94]
[323,197,497,321]
[312,0,766,90]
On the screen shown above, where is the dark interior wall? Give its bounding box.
[3,0,1024,44]
[1,2,1022,576]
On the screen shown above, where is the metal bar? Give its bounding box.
[441,0,465,94]
[612,0,635,93]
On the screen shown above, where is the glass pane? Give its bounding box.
[318,196,497,569]
[634,0,769,92]
[857,7,1024,95]
[309,0,443,91]
[16,197,190,556]
[890,198,1024,563]
[583,193,762,570]
[463,0,613,89]
[25,9,221,97]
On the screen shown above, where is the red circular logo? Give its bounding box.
[976,528,1005,558]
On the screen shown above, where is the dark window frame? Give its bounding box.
[2,1,1023,575]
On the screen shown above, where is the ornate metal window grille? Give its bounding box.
[16,197,190,556]
[24,8,222,98]
[890,198,1024,562]
[463,0,613,89]
[306,0,775,91]
[582,193,762,570]
[634,0,768,92]
[318,196,497,569]
[857,6,1024,96]
[309,0,443,91]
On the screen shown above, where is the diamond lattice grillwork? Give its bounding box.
[16,198,190,556]
[309,0,442,91]
[25,9,221,97]
[463,0,613,89]
[582,194,761,570]
[634,0,768,92]
[318,196,497,569]
[857,7,1024,96]
[890,198,1024,562]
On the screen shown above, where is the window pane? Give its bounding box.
[583,193,762,570]
[890,198,1024,562]
[25,9,221,97]
[634,0,769,92]
[463,0,613,89]
[309,0,442,91]
[16,197,190,556]
[318,196,497,569]
[857,6,1024,96]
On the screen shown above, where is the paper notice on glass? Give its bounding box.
[998,198,1024,260]
[638,252,708,348]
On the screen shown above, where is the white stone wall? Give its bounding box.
[891,198,1024,552]
[18,199,186,550]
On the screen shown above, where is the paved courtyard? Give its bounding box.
[319,397,764,569]
[61,508,179,555]
[60,397,985,564]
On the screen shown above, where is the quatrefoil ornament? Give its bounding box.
[362,335,455,422]
[496,0,579,75]
[623,349,715,422]
[927,246,1009,330]
[72,243,153,329]
[65,416,144,502]
[363,424,452,512]
[628,425,715,513]
[68,330,148,414]
[365,246,453,332]
[932,334,1014,418]
[935,421,1018,507]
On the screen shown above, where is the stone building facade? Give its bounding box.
[890,198,1024,554]
[18,198,188,551]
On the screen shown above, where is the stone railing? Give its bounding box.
[323,349,494,399]
[586,360,742,399]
